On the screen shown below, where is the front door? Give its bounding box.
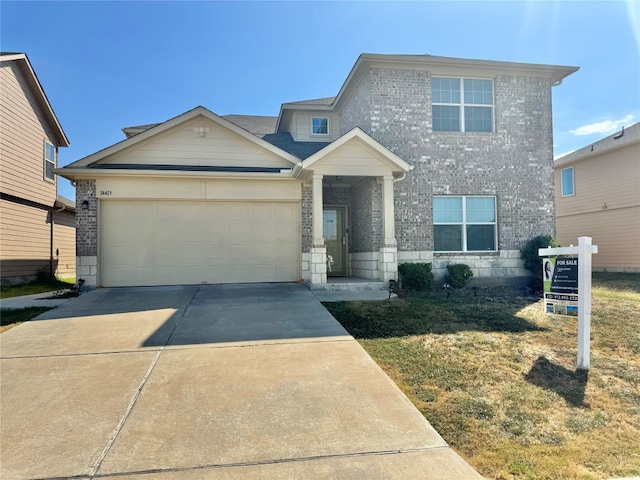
[323,206,347,276]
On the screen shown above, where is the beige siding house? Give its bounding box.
[59,53,577,289]
[0,52,74,284]
[555,122,640,272]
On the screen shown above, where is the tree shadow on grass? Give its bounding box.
[524,355,589,407]
[323,293,547,339]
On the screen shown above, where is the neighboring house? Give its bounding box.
[554,122,640,272]
[58,53,577,288]
[0,52,74,284]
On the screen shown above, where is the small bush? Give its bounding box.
[520,235,558,276]
[446,264,474,289]
[398,263,434,292]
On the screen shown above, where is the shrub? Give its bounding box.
[446,264,474,289]
[520,235,558,276]
[398,263,434,292]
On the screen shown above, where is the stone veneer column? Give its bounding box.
[75,179,98,287]
[310,174,327,284]
[379,175,398,281]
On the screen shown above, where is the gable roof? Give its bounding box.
[62,106,300,170]
[275,53,580,131]
[301,127,411,174]
[0,52,69,147]
[123,114,278,139]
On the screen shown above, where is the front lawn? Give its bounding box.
[0,307,53,333]
[324,273,640,480]
[0,277,74,299]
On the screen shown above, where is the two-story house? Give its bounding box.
[0,52,74,285]
[58,53,578,288]
[555,122,639,272]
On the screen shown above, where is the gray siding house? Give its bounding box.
[59,53,578,288]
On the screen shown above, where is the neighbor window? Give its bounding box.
[434,196,497,251]
[312,117,329,135]
[44,140,55,181]
[561,167,574,197]
[432,77,494,132]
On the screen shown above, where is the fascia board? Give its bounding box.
[54,168,296,181]
[362,53,579,84]
[2,53,70,147]
[554,123,640,168]
[65,106,300,168]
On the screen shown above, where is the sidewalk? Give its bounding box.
[0,290,75,310]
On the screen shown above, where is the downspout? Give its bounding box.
[49,204,66,278]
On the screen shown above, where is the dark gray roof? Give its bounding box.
[261,133,329,159]
[282,97,335,107]
[122,114,277,138]
[221,115,277,137]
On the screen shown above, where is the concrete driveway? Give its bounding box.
[0,284,482,479]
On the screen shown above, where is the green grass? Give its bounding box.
[0,277,74,299]
[0,307,53,333]
[324,273,640,480]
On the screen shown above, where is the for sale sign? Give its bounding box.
[543,257,578,316]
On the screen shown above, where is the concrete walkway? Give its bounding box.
[0,290,76,310]
[0,284,482,479]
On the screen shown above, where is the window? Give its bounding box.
[312,117,329,135]
[561,167,574,197]
[44,141,55,181]
[432,77,494,132]
[434,196,497,251]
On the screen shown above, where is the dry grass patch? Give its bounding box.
[325,273,640,480]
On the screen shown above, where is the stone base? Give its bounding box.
[309,247,327,284]
[398,250,527,279]
[76,256,97,287]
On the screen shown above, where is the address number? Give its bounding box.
[100,190,113,196]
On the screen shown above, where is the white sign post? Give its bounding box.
[539,236,598,370]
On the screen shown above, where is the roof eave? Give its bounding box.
[55,167,297,181]
[1,53,70,147]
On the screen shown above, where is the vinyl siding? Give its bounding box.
[0,61,58,206]
[52,210,76,278]
[290,112,340,142]
[0,199,76,280]
[556,206,640,270]
[100,116,293,168]
[555,141,640,271]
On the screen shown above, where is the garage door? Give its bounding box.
[100,200,300,287]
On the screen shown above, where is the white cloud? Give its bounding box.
[554,150,575,161]
[569,115,634,136]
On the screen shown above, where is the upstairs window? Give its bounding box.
[312,117,329,135]
[44,140,55,181]
[434,196,497,251]
[561,167,575,197]
[432,77,494,132]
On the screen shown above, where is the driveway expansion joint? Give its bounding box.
[90,446,453,478]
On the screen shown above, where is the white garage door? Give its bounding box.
[100,200,300,287]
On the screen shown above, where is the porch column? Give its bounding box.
[310,174,327,284]
[379,175,398,281]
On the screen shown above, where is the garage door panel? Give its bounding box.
[181,223,207,243]
[101,200,299,286]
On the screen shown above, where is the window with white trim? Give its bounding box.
[561,167,574,197]
[434,196,497,251]
[44,141,55,181]
[432,77,494,132]
[311,117,329,135]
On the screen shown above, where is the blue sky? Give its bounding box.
[2,1,639,201]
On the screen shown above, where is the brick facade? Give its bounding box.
[340,67,556,255]
[75,179,97,256]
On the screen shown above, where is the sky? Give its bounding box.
[2,1,639,201]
